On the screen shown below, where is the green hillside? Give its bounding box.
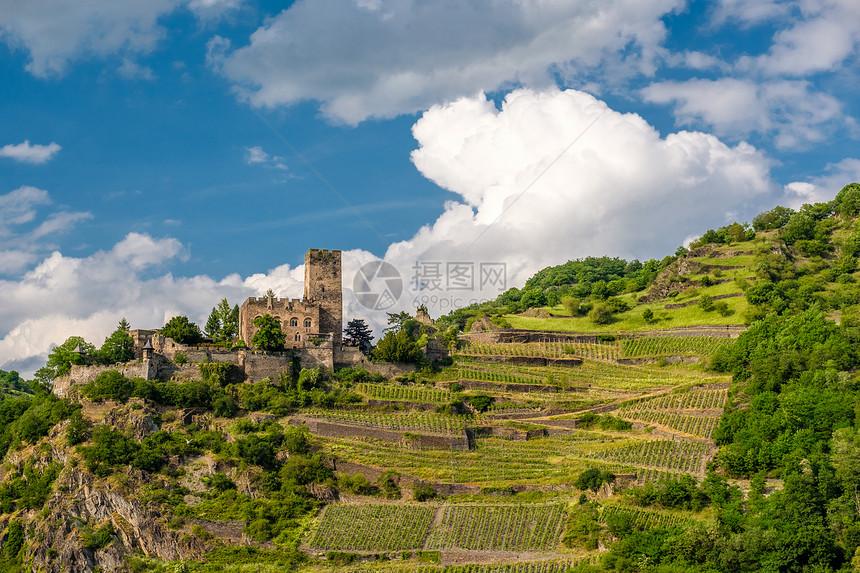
[3,184,860,572]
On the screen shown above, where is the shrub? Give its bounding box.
[191,524,213,541]
[338,473,378,496]
[605,297,629,313]
[413,483,437,502]
[377,470,401,499]
[326,552,358,566]
[575,467,616,492]
[82,370,135,402]
[66,411,91,445]
[467,394,493,412]
[212,395,238,418]
[588,303,614,325]
[174,353,188,365]
[203,472,236,493]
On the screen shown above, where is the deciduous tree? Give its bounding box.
[161,316,203,345]
[252,314,285,351]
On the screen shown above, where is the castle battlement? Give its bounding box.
[245,296,312,308]
[239,249,343,349]
[306,248,341,257]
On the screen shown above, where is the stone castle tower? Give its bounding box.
[238,249,342,349]
[304,248,343,345]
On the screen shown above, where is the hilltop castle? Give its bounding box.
[239,248,343,349]
[54,248,410,397]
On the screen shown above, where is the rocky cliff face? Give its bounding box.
[1,401,209,572]
[22,464,206,572]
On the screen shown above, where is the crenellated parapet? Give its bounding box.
[239,249,342,351]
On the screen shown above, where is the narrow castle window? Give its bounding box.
[304,318,312,328]
[295,332,301,341]
[290,318,298,327]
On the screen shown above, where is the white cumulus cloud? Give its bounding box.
[741,0,860,77]
[0,0,244,77]
[208,0,681,124]
[0,141,61,164]
[641,78,845,149]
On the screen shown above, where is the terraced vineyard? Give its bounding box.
[331,560,584,573]
[303,408,471,435]
[599,505,697,529]
[620,336,733,358]
[562,360,727,392]
[354,382,452,403]
[319,432,641,485]
[297,327,734,570]
[456,367,548,386]
[622,411,720,439]
[459,341,619,361]
[618,386,729,411]
[614,386,728,438]
[581,438,713,475]
[426,504,566,551]
[558,341,620,361]
[433,561,580,573]
[310,504,434,551]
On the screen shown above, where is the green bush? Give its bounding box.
[377,470,401,499]
[467,394,493,412]
[326,552,358,566]
[4,520,24,559]
[337,473,378,496]
[82,370,135,402]
[588,303,614,325]
[212,394,238,418]
[575,467,616,492]
[413,483,437,501]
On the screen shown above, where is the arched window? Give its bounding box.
[294,332,301,341]
[304,318,312,328]
[289,317,298,327]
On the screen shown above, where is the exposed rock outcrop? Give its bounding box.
[25,466,207,572]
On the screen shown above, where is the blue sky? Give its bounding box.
[1,0,859,374]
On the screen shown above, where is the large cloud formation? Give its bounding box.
[340,88,775,325]
[0,0,240,76]
[208,0,681,124]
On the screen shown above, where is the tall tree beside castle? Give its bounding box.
[344,318,373,354]
[161,316,202,345]
[34,336,95,384]
[251,314,285,351]
[205,299,240,343]
[96,319,134,364]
